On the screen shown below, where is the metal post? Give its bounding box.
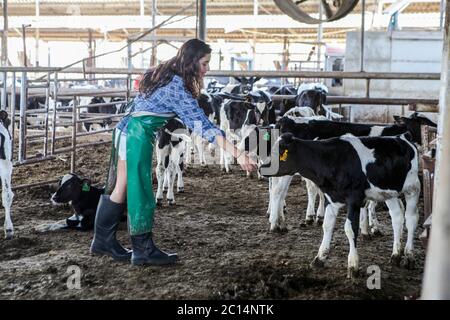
[366,78,370,98]
[440,0,446,30]
[1,71,6,110]
[35,0,40,67]
[422,3,450,299]
[198,0,207,41]
[317,2,323,71]
[150,0,157,66]
[140,0,145,67]
[43,72,50,156]
[71,95,77,172]
[21,24,31,67]
[252,0,258,61]
[360,0,365,72]
[127,39,132,70]
[51,72,58,154]
[10,71,15,161]
[1,0,8,67]
[87,29,94,81]
[18,71,27,162]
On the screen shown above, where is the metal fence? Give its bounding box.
[0,67,440,190]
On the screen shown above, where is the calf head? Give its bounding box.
[233,76,261,94]
[393,112,437,145]
[276,116,311,139]
[296,89,327,116]
[259,132,298,177]
[0,110,10,129]
[197,93,214,117]
[51,173,92,204]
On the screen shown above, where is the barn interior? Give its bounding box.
[0,0,449,301]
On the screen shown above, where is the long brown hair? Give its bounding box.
[139,39,212,98]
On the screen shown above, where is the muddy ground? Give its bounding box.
[0,137,426,299]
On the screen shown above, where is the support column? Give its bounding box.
[198,0,206,41]
[35,0,39,67]
[422,2,450,300]
[1,0,8,67]
[150,0,157,66]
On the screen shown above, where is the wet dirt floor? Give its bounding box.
[0,137,426,299]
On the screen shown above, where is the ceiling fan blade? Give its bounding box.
[321,0,334,19]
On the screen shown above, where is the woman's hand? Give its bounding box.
[236,152,258,172]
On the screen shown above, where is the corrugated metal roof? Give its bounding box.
[1,1,442,42]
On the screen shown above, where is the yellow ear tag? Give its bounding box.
[280,149,288,161]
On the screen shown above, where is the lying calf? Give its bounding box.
[51,173,104,230]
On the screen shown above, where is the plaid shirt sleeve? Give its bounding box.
[172,86,225,144]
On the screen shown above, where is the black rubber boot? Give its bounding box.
[131,232,178,266]
[90,195,132,261]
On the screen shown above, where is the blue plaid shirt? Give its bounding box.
[117,75,224,143]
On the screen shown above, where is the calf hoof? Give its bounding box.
[163,187,168,192]
[177,187,184,193]
[347,267,361,280]
[371,229,383,237]
[389,254,402,267]
[315,217,324,226]
[310,256,325,268]
[156,199,163,207]
[270,224,288,234]
[305,218,314,226]
[361,233,373,241]
[401,255,415,270]
[5,229,13,240]
[167,199,176,206]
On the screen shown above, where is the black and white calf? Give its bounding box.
[268,116,428,233]
[0,111,14,239]
[295,83,342,120]
[260,133,420,277]
[393,112,437,146]
[155,118,191,206]
[186,92,223,166]
[245,90,276,126]
[51,173,104,230]
[219,100,259,172]
[222,76,261,95]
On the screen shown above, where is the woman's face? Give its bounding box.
[198,54,211,79]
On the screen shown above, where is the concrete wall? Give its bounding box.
[343,30,442,123]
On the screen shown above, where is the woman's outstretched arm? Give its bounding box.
[215,135,257,172]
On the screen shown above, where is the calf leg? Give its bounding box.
[269,175,292,233]
[312,202,342,268]
[345,203,362,279]
[360,205,370,239]
[368,200,382,236]
[155,156,166,206]
[1,165,14,239]
[316,190,325,226]
[385,198,405,266]
[403,191,419,269]
[165,162,176,205]
[176,160,185,193]
[304,178,317,225]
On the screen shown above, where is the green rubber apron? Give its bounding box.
[125,113,175,235]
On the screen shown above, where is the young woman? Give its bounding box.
[90,39,257,266]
